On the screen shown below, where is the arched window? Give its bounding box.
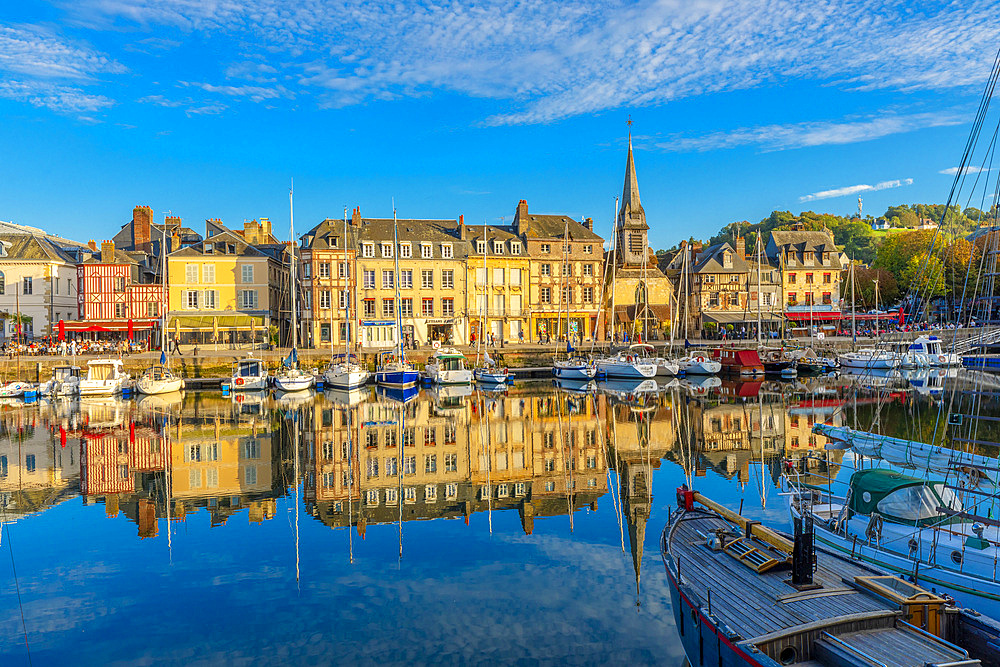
[0,271,5,295]
[634,282,647,305]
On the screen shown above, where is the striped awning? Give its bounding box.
[170,314,265,331]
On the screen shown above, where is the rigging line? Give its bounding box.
[0,504,32,667]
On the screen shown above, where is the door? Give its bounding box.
[510,320,522,341]
[491,320,503,341]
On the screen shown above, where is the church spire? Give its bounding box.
[621,119,643,218]
[616,118,649,267]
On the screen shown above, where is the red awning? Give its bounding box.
[784,311,842,321]
[62,320,158,332]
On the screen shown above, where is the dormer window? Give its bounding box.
[541,243,551,253]
[441,243,453,259]
[493,240,504,254]
[332,237,339,248]
[381,242,393,258]
[477,240,486,254]
[421,243,432,259]
[400,242,412,258]
[511,242,522,255]
[722,251,732,269]
[204,243,214,254]
[362,243,375,258]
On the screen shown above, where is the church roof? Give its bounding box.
[618,132,648,231]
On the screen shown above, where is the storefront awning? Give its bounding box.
[61,320,158,332]
[170,314,266,331]
[702,312,784,324]
[784,311,842,321]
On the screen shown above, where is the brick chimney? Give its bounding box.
[88,239,98,252]
[132,205,152,252]
[351,207,362,227]
[259,217,271,240]
[514,199,528,235]
[584,217,594,232]
[101,240,115,263]
[735,236,746,259]
[458,214,466,240]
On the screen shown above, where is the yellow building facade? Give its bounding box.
[462,223,531,345]
[166,229,286,344]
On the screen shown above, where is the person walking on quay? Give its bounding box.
[169,335,182,355]
[518,329,524,344]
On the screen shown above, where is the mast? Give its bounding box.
[288,183,297,356]
[756,233,762,346]
[610,197,619,345]
[851,260,857,349]
[341,208,349,360]
[477,225,487,366]
[557,219,568,351]
[683,242,689,342]
[392,204,404,361]
[161,218,169,365]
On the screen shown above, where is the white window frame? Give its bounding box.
[421,243,432,259]
[363,270,376,289]
[185,264,199,283]
[442,269,454,289]
[185,290,199,309]
[203,290,218,309]
[493,240,504,254]
[400,269,413,289]
[441,243,453,259]
[362,243,375,258]
[381,242,393,258]
[400,242,412,258]
[241,264,254,283]
[421,269,433,289]
[202,264,215,283]
[511,242,522,255]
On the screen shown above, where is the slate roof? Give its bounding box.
[769,230,838,252]
[519,214,603,241]
[300,219,361,251]
[0,234,77,263]
[167,230,268,258]
[463,224,521,248]
[692,242,748,274]
[357,219,472,259]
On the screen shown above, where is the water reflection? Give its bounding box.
[0,373,962,664]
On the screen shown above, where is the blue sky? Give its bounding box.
[0,0,997,250]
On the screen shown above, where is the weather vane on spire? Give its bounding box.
[627,115,633,130]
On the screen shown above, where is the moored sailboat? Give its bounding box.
[274,182,315,393]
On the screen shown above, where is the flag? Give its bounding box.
[684,339,691,349]
[897,306,905,326]
[566,340,574,353]
[160,351,167,365]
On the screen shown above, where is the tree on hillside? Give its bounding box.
[851,267,899,309]
[872,230,937,286]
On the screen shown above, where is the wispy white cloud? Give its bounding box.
[0,25,122,113]
[659,112,966,152]
[939,166,989,176]
[47,0,1000,126]
[180,81,291,103]
[800,177,914,202]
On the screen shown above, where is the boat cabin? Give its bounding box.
[433,348,467,371]
[234,358,265,377]
[848,469,963,526]
[53,366,81,380]
[711,347,764,373]
[86,359,126,381]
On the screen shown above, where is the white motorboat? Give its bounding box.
[0,380,33,398]
[425,347,472,385]
[79,358,132,396]
[838,347,900,369]
[136,364,185,395]
[909,335,962,366]
[553,356,598,380]
[324,355,370,389]
[231,356,269,391]
[676,352,721,375]
[597,344,657,379]
[39,365,82,396]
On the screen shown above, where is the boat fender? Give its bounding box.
[676,486,695,510]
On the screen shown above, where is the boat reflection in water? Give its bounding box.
[0,373,973,664]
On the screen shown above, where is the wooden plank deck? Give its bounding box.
[669,512,891,639]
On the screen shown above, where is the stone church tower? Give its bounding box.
[616,132,650,267]
[605,126,675,342]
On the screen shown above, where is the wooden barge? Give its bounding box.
[662,487,1000,667]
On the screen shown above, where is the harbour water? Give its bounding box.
[0,371,971,665]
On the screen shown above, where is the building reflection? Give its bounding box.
[303,387,608,536]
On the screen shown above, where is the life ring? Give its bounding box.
[235,377,245,386]
[938,355,947,363]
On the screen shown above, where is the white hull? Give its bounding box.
[0,381,32,397]
[323,367,370,389]
[552,362,597,380]
[79,379,130,396]
[274,374,315,392]
[136,376,184,395]
[655,360,680,377]
[838,353,899,369]
[39,378,80,397]
[473,368,510,383]
[427,367,473,385]
[230,376,268,391]
[597,359,657,379]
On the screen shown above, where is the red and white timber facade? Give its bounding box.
[70,240,166,340]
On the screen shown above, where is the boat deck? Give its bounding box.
[667,509,971,667]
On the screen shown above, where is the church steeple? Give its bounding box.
[616,120,650,267]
